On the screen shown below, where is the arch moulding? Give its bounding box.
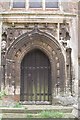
[6,28,65,101]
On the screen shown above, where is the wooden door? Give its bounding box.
[20,49,52,104]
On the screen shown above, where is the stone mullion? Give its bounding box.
[43,0,45,10]
[26,0,29,10]
[10,0,13,9]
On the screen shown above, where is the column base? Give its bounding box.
[72,104,80,118]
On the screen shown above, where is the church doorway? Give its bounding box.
[20,49,52,104]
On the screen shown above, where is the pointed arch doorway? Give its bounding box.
[20,49,52,104]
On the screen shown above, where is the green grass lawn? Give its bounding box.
[26,111,64,118]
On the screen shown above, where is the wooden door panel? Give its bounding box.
[20,49,51,104]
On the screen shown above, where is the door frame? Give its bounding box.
[20,49,52,104]
[6,28,65,104]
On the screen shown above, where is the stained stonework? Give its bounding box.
[2,23,58,48]
[3,27,65,102]
[1,16,77,100]
[0,0,78,13]
[59,22,70,41]
[61,1,78,13]
[0,2,10,12]
[0,1,78,106]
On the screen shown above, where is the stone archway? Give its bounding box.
[6,27,65,103]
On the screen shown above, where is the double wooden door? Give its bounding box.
[20,49,52,104]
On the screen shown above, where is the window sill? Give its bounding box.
[11,8,59,11]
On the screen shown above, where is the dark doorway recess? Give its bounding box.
[20,49,52,104]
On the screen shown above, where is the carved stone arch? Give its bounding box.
[12,43,57,95]
[7,28,60,58]
[6,28,65,103]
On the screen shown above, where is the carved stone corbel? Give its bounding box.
[1,32,7,53]
[59,22,70,48]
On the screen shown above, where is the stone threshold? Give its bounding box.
[0,105,73,113]
[2,113,75,119]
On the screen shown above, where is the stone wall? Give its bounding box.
[0,1,78,14]
[0,2,10,12]
[69,17,78,95]
[0,0,78,103]
[61,1,78,13]
[78,2,80,58]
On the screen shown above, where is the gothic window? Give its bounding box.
[12,0,59,9]
[29,0,42,8]
[13,0,25,8]
[45,0,58,8]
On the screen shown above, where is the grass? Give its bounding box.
[26,111,64,118]
[39,111,64,118]
[13,102,23,108]
[0,91,7,100]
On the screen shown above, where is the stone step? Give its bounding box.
[2,113,75,119]
[0,106,75,119]
[0,108,25,113]
[3,113,27,118]
[0,105,73,113]
[24,105,73,113]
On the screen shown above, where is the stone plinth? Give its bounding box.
[72,104,80,118]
